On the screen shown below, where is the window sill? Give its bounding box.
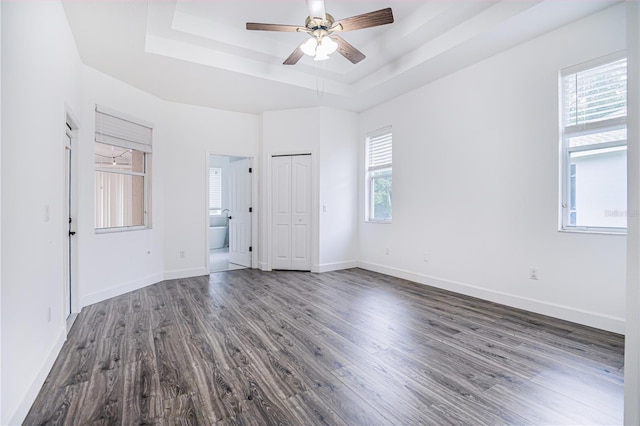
[558,228,626,236]
[96,225,149,234]
[365,220,392,224]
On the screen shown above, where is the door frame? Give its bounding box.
[265,151,318,272]
[64,108,80,332]
[205,152,258,272]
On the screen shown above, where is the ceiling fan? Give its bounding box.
[246,0,394,65]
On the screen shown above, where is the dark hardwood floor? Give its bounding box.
[25,268,624,425]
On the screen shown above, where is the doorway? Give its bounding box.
[64,118,78,331]
[208,154,253,272]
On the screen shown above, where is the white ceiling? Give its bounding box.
[62,0,621,114]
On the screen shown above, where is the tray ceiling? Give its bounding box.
[62,0,621,114]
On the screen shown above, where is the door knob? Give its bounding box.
[69,231,76,236]
[228,216,232,220]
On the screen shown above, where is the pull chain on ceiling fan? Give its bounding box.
[246,0,394,65]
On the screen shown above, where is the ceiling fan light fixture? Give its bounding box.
[317,36,337,55]
[301,37,318,56]
[314,50,330,61]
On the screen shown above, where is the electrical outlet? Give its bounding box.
[385,248,390,255]
[179,250,185,258]
[47,307,52,323]
[423,252,429,262]
[529,267,539,280]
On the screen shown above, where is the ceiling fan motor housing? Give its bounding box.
[305,13,335,32]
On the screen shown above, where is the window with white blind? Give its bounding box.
[560,53,627,232]
[209,167,222,215]
[94,105,152,231]
[366,127,392,222]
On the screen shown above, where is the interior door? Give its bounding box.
[272,156,292,270]
[228,158,252,267]
[64,132,73,320]
[290,155,312,270]
[272,155,311,271]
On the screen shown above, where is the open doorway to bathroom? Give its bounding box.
[208,154,252,273]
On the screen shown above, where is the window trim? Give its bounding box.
[559,52,627,234]
[94,105,153,233]
[94,153,151,233]
[365,126,393,223]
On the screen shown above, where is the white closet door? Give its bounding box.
[290,155,312,270]
[271,155,311,271]
[272,156,292,269]
[229,158,252,267]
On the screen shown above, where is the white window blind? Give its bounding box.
[562,57,627,130]
[367,127,392,172]
[366,126,393,222]
[209,168,222,210]
[95,105,153,153]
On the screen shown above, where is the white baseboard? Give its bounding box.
[80,273,164,308]
[357,261,625,334]
[79,267,209,309]
[317,260,358,273]
[258,261,269,271]
[9,327,66,425]
[164,267,209,281]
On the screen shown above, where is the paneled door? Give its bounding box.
[64,121,77,331]
[64,140,72,320]
[272,155,312,270]
[229,158,252,267]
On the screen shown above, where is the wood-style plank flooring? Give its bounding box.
[25,268,624,425]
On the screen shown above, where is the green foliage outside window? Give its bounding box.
[372,173,392,220]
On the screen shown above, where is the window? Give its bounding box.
[94,105,152,231]
[209,167,222,215]
[560,54,627,232]
[366,126,392,222]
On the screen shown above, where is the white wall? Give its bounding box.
[1,2,82,423]
[625,1,640,423]
[358,4,627,333]
[318,108,359,271]
[0,2,3,421]
[79,70,260,301]
[77,67,166,307]
[260,107,359,273]
[163,102,258,278]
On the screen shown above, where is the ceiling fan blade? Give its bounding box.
[333,35,365,64]
[283,45,305,65]
[246,22,304,32]
[306,0,326,20]
[333,8,394,32]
